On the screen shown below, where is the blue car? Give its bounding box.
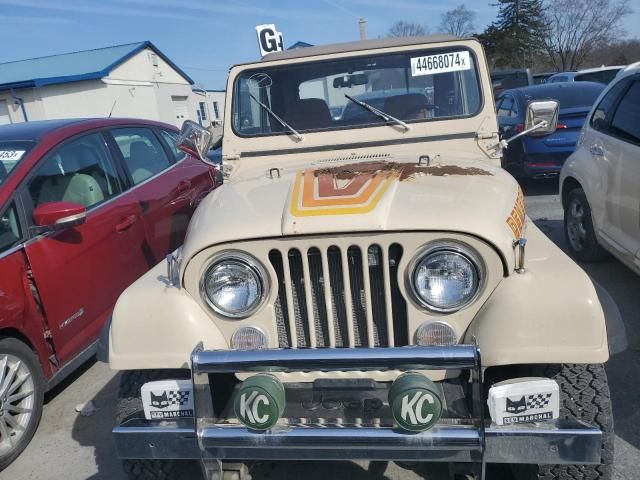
[496,82,605,179]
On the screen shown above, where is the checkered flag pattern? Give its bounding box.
[166,391,190,406]
[526,393,552,410]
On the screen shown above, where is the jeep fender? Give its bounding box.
[465,221,625,365]
[108,260,226,370]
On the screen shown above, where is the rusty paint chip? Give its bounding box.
[314,160,493,181]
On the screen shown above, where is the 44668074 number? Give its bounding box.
[410,51,471,77]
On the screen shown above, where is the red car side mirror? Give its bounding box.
[33,201,87,231]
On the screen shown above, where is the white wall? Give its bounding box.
[0,47,199,127]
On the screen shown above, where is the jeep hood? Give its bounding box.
[182,156,523,268]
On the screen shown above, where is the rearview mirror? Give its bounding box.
[178,120,216,162]
[33,201,86,231]
[333,73,369,88]
[525,100,559,136]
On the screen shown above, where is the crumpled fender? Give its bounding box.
[108,260,227,370]
[465,221,625,366]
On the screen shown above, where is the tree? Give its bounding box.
[492,0,547,68]
[439,5,476,37]
[388,21,426,37]
[542,0,632,71]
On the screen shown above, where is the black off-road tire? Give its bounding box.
[0,338,45,471]
[515,363,613,480]
[117,369,201,480]
[564,189,607,262]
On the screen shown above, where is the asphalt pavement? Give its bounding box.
[2,179,639,480]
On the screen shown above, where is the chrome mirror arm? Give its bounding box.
[491,120,548,152]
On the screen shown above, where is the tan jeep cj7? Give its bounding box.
[104,35,626,480]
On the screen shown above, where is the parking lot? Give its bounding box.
[3,180,639,480]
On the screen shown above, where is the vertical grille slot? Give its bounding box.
[268,241,408,349]
[347,246,368,347]
[368,245,388,347]
[307,248,330,347]
[287,249,310,348]
[388,243,408,346]
[268,249,291,348]
[327,246,349,347]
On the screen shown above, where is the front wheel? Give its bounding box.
[564,188,607,262]
[116,369,201,480]
[0,338,45,471]
[515,363,613,480]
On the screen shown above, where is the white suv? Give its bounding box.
[560,62,640,273]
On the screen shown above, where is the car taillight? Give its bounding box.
[556,124,567,129]
[515,124,525,132]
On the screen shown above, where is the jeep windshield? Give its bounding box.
[232,47,482,138]
[0,141,35,187]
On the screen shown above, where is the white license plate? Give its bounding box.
[410,51,471,76]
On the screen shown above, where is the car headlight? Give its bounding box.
[200,252,268,318]
[409,243,482,312]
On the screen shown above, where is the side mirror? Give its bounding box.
[525,100,559,136]
[33,201,86,231]
[177,120,219,162]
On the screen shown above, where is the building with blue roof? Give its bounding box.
[0,41,200,127]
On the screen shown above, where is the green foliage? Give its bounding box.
[479,0,546,68]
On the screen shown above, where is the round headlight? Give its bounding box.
[411,246,480,312]
[201,253,267,318]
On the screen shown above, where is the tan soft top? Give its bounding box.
[259,34,470,63]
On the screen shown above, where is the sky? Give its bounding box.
[0,0,638,89]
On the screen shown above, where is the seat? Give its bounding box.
[128,141,157,184]
[285,98,332,131]
[383,94,430,120]
[37,146,104,208]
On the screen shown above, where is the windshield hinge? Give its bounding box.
[222,154,240,161]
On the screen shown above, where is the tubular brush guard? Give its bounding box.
[113,344,602,480]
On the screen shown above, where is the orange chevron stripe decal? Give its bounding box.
[291,167,397,217]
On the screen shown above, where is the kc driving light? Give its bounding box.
[201,253,267,318]
[410,244,481,312]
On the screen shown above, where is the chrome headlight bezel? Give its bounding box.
[199,251,269,319]
[406,241,485,313]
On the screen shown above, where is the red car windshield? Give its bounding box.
[0,141,35,187]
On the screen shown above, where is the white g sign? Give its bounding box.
[256,24,284,57]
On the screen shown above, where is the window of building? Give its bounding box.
[212,101,220,120]
[199,102,207,121]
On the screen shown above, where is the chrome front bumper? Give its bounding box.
[114,345,602,472]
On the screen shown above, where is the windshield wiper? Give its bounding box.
[249,93,304,141]
[344,94,411,132]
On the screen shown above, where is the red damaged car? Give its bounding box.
[0,118,219,467]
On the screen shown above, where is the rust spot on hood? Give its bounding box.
[314,160,492,181]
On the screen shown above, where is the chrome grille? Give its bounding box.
[269,244,407,348]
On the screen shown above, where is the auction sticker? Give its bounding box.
[0,150,25,162]
[411,51,471,76]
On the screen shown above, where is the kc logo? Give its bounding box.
[399,391,435,426]
[238,391,270,425]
